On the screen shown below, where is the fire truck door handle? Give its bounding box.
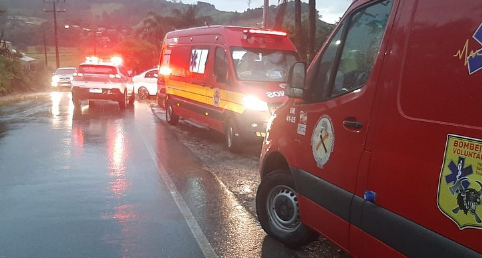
[343,119,363,130]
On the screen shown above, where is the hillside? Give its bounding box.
[0,0,332,41]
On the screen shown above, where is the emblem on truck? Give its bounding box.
[311,116,334,168]
[438,135,482,229]
[454,22,482,75]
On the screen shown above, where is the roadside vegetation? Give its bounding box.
[0,9,50,96]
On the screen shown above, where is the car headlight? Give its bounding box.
[243,95,268,111]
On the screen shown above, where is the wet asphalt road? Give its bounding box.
[0,92,349,258]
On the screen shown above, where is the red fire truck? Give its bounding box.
[256,0,482,257]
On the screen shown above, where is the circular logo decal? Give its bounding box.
[213,88,220,107]
[311,116,334,168]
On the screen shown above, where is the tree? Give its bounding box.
[308,0,316,61]
[114,39,157,75]
[294,0,302,60]
[136,4,212,50]
[170,5,212,29]
[136,12,169,49]
[273,0,288,30]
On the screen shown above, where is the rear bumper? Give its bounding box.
[72,86,123,102]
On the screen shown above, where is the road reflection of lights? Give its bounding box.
[72,126,84,155]
[50,92,62,129]
[109,123,126,172]
[108,177,130,197]
[111,204,137,223]
[51,92,62,116]
[104,123,137,257]
[67,93,74,123]
[50,92,74,130]
[106,122,130,196]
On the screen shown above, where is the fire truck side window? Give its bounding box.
[306,22,345,102]
[330,0,392,98]
[307,0,392,102]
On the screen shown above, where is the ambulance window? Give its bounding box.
[214,47,228,83]
[190,48,209,74]
[330,0,392,98]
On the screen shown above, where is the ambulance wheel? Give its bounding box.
[225,119,242,153]
[256,170,317,248]
[166,99,179,125]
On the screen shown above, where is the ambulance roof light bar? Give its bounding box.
[243,29,287,37]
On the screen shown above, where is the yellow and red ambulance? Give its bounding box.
[157,26,300,152]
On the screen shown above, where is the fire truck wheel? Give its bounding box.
[256,170,318,248]
[166,99,179,125]
[225,119,242,153]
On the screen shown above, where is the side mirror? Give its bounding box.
[285,62,306,99]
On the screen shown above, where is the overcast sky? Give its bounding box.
[177,0,352,24]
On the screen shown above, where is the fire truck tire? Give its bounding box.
[225,119,242,153]
[166,99,179,125]
[256,170,318,248]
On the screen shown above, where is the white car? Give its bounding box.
[71,58,135,109]
[133,68,158,99]
[51,67,76,90]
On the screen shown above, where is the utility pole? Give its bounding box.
[262,0,269,28]
[93,29,97,55]
[43,0,65,68]
[43,32,48,67]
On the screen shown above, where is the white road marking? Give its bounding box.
[137,121,218,258]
